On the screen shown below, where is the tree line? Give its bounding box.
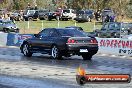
[0,0,132,18]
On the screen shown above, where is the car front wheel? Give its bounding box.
[3,28,9,33]
[22,43,32,57]
[15,29,19,33]
[82,54,92,60]
[51,45,62,60]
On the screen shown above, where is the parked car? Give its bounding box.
[101,9,116,23]
[125,23,132,34]
[95,22,129,38]
[23,10,38,21]
[0,19,19,33]
[20,28,98,60]
[38,9,49,20]
[61,9,76,21]
[10,12,20,21]
[54,9,63,20]
[44,12,57,21]
[75,10,94,22]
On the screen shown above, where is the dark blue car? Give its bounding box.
[75,10,94,22]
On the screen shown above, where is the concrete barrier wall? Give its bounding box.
[0,33,131,57]
[0,33,8,46]
[0,33,33,47]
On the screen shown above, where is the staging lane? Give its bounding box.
[0,47,132,75]
[0,47,132,88]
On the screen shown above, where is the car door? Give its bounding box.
[36,29,60,52]
[30,28,52,51]
[46,29,60,49]
[108,22,119,37]
[101,23,108,36]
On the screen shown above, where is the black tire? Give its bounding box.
[15,29,19,33]
[51,45,62,60]
[87,17,91,22]
[65,18,68,21]
[114,33,117,38]
[44,15,49,21]
[28,17,33,21]
[96,32,100,37]
[56,16,60,21]
[76,76,86,85]
[82,54,92,60]
[111,32,117,38]
[3,28,9,33]
[61,18,64,21]
[22,43,32,57]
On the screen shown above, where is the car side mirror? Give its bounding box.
[34,34,40,38]
[101,28,106,31]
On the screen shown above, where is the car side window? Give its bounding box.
[109,23,115,29]
[0,21,2,25]
[114,23,120,29]
[50,30,59,37]
[39,29,51,37]
[102,23,108,30]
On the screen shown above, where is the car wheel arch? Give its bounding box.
[21,41,29,49]
[51,44,58,49]
[3,28,9,32]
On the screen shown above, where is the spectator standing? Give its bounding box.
[95,9,101,21]
[20,10,24,21]
[105,15,110,22]
[34,5,38,10]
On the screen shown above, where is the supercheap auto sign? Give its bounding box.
[100,39,132,49]
[97,38,132,56]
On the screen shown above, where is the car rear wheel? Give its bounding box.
[51,45,62,60]
[15,29,19,33]
[82,54,92,60]
[28,17,33,21]
[22,43,32,57]
[44,15,49,21]
[87,17,91,22]
[97,32,100,37]
[3,28,9,33]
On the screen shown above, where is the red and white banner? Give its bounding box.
[96,38,132,57]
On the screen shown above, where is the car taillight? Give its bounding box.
[67,39,76,43]
[90,39,98,44]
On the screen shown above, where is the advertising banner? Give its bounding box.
[96,38,132,57]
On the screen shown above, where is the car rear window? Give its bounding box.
[3,21,14,24]
[39,10,48,13]
[57,29,87,37]
[102,10,114,16]
[122,23,132,29]
[86,10,93,14]
[77,11,84,14]
[63,10,70,13]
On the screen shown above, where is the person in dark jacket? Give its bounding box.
[105,15,110,22]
